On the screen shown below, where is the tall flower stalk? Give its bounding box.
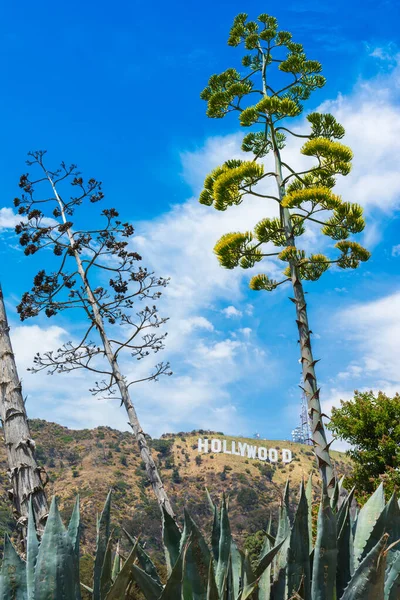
[199,13,370,493]
[14,152,175,519]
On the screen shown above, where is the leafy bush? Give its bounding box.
[236,486,258,509]
[151,438,174,458]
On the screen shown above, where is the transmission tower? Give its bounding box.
[300,387,312,445]
[292,377,312,445]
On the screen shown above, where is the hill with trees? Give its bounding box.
[0,420,351,566]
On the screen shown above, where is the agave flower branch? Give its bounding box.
[13,151,175,520]
[199,12,371,494]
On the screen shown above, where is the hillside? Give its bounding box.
[0,420,352,569]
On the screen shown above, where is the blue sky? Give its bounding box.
[0,0,399,444]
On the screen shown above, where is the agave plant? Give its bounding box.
[129,480,400,600]
[0,491,137,600]
[1,481,400,599]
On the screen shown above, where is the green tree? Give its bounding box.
[199,12,370,493]
[328,390,400,497]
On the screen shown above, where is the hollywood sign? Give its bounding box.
[198,438,292,463]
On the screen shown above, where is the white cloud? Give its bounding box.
[221,305,242,318]
[180,316,214,333]
[0,208,22,230]
[337,292,400,384]
[318,63,400,220]
[238,327,252,338]
[392,244,400,256]
[321,291,400,445]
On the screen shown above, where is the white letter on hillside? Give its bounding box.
[231,441,241,456]
[269,449,278,463]
[211,439,222,453]
[198,438,209,453]
[258,447,268,461]
[247,445,257,459]
[282,449,292,463]
[238,442,247,457]
[223,440,231,455]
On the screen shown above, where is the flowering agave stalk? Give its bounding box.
[14,151,175,520]
[198,13,371,494]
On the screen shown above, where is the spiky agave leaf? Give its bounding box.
[180,509,211,599]
[215,495,231,595]
[341,534,389,600]
[311,487,337,600]
[34,497,80,600]
[123,528,162,585]
[353,483,385,569]
[0,536,27,600]
[162,505,182,575]
[105,539,138,600]
[93,490,112,600]
[26,499,39,600]
[287,481,311,600]
[131,565,163,600]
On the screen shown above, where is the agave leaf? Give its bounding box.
[361,493,400,563]
[287,481,311,600]
[341,533,388,600]
[242,550,255,588]
[306,474,313,553]
[34,497,80,600]
[272,490,291,599]
[273,493,291,577]
[26,499,39,600]
[330,480,339,512]
[384,550,400,600]
[353,483,385,568]
[182,509,211,599]
[93,490,112,600]
[336,502,354,598]
[283,480,290,518]
[122,528,162,584]
[258,524,271,600]
[337,487,355,535]
[0,535,27,600]
[139,546,162,585]
[337,476,348,511]
[231,542,243,599]
[206,488,216,513]
[216,495,231,595]
[270,569,286,600]
[207,559,219,600]
[163,505,182,575]
[159,539,189,599]
[131,565,163,599]
[211,502,221,563]
[111,541,121,583]
[240,580,259,600]
[100,535,113,599]
[256,538,287,580]
[311,489,337,600]
[67,495,80,558]
[104,539,138,599]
